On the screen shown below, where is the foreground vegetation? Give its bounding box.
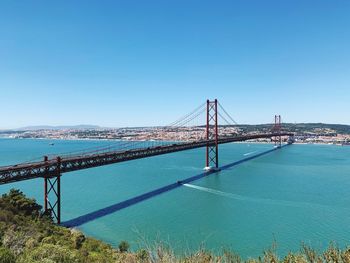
[1,189,350,263]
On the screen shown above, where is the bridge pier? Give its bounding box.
[44,156,61,224]
[205,99,220,172]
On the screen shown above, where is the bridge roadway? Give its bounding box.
[0,133,292,185]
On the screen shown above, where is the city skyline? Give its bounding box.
[1,0,350,129]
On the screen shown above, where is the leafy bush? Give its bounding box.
[0,189,119,263]
[118,240,130,253]
[71,230,86,249]
[136,248,149,262]
[17,243,81,263]
[0,247,16,263]
[0,189,42,217]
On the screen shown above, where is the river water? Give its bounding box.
[1,138,350,257]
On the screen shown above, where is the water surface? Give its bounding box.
[1,138,350,257]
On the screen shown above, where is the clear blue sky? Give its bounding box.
[1,0,349,128]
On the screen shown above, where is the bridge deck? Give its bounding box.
[0,133,292,184]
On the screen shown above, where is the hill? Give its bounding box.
[16,125,101,131]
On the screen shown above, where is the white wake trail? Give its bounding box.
[183,184,337,210]
[183,184,247,201]
[243,151,258,156]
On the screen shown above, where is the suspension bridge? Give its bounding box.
[0,99,293,224]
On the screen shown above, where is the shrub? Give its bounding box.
[17,243,81,263]
[118,240,130,253]
[0,189,42,217]
[136,248,149,262]
[0,247,16,263]
[2,229,27,256]
[72,231,86,249]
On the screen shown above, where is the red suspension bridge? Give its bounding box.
[0,99,294,224]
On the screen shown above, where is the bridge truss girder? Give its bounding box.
[0,134,293,186]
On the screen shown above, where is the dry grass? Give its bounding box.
[113,242,350,263]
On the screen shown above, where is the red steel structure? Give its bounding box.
[43,156,61,223]
[0,100,293,224]
[272,115,282,147]
[206,99,219,169]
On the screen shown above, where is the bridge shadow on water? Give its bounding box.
[62,145,287,227]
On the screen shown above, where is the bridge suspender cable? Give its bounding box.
[166,102,206,128]
[217,102,238,125]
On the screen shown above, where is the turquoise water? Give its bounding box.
[1,138,350,257]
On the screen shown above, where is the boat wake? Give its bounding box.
[183,184,337,210]
[243,151,258,156]
[183,183,247,200]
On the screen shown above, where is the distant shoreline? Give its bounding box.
[0,136,348,146]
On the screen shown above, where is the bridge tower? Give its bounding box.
[272,115,282,147]
[43,156,61,224]
[205,99,220,171]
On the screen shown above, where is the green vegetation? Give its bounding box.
[1,189,350,262]
[118,240,130,253]
[0,189,119,263]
